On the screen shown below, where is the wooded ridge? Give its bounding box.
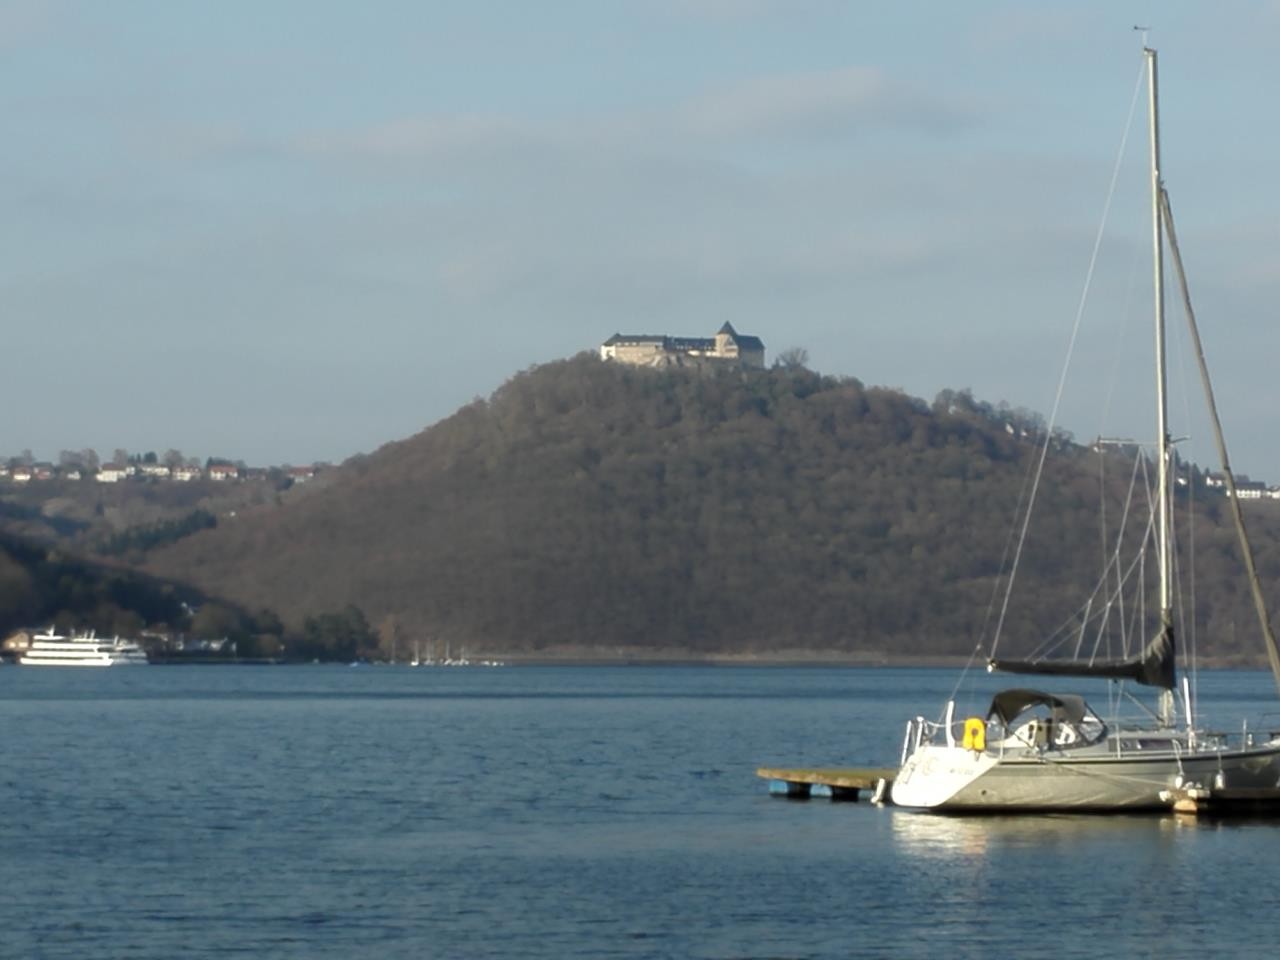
[0,530,204,639]
[120,354,1280,663]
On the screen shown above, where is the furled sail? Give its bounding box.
[988,621,1175,690]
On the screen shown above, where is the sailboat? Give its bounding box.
[891,48,1280,811]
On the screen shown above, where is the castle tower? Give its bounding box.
[714,322,740,359]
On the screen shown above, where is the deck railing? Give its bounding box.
[900,701,1280,765]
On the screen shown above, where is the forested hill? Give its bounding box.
[144,355,1280,661]
[0,531,203,638]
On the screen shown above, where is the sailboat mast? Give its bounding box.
[1147,47,1177,724]
[1147,48,1173,619]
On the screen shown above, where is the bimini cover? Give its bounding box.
[987,689,1089,727]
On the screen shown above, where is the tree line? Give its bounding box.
[0,530,384,662]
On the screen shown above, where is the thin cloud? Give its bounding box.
[653,0,841,22]
[963,6,1093,55]
[678,66,975,140]
[299,114,527,162]
[125,120,264,167]
[293,63,975,171]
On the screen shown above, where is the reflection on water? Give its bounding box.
[888,809,1189,859]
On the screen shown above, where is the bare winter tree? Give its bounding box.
[773,347,810,370]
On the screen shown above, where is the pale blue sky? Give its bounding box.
[5,1,1280,478]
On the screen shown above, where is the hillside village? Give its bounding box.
[595,326,1274,500]
[2,327,1274,500]
[5,324,760,489]
[1203,474,1280,500]
[0,455,325,486]
[4,382,1276,501]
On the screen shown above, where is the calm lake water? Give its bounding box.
[2,664,1279,959]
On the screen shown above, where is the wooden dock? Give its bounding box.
[757,766,897,802]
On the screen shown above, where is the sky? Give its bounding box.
[5,1,1280,478]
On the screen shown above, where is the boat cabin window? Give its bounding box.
[1119,738,1175,752]
[996,703,1107,750]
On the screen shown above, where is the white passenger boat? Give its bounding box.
[891,47,1280,811]
[18,627,150,667]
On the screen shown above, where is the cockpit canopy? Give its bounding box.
[987,689,1091,727]
[986,688,1108,750]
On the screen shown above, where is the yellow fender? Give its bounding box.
[962,716,986,752]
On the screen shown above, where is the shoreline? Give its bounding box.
[386,648,1277,671]
[6,648,1270,671]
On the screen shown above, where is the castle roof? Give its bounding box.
[604,325,764,352]
[602,333,666,346]
[716,321,764,350]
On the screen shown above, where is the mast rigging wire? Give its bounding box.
[988,61,1147,660]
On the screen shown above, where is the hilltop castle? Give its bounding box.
[599,322,765,369]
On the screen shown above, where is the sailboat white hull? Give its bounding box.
[893,741,1280,811]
